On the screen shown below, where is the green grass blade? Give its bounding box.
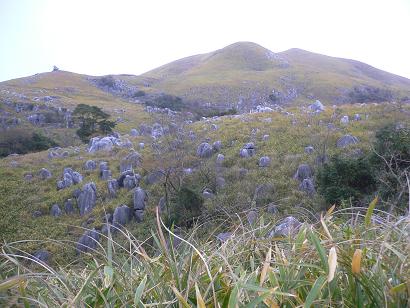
[308,230,328,273]
[134,275,147,306]
[364,196,378,227]
[228,284,240,308]
[304,275,326,308]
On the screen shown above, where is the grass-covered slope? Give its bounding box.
[0,101,409,306]
[0,102,408,254]
[135,42,410,107]
[0,70,153,149]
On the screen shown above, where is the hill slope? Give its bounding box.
[135,42,410,109]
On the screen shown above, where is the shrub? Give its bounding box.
[317,156,376,205]
[0,129,58,157]
[348,86,394,103]
[370,124,410,207]
[196,107,237,119]
[97,75,116,89]
[167,186,203,227]
[146,94,185,111]
[132,90,145,98]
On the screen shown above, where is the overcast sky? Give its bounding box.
[1,0,410,82]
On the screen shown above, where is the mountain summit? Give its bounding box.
[137,42,410,108]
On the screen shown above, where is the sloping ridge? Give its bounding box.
[140,42,410,105]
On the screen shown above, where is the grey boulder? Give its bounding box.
[340,115,349,124]
[84,160,97,170]
[269,216,302,237]
[304,146,314,154]
[259,156,270,167]
[76,229,100,254]
[240,143,256,158]
[78,182,97,216]
[64,199,76,214]
[113,205,133,227]
[32,250,50,264]
[203,188,215,199]
[50,204,62,217]
[294,164,313,182]
[133,187,148,213]
[309,100,325,112]
[39,168,52,180]
[216,154,225,165]
[197,142,213,158]
[246,210,258,225]
[337,135,359,148]
[212,140,222,152]
[124,174,140,190]
[216,232,232,243]
[299,178,315,196]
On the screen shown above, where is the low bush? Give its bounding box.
[348,86,394,103]
[0,129,58,157]
[317,156,376,205]
[145,94,185,111]
[167,186,203,227]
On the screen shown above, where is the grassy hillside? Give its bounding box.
[130,42,410,108]
[0,48,409,306]
[0,101,409,306]
[0,102,408,253]
[0,70,153,148]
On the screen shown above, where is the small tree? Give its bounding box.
[73,104,116,142]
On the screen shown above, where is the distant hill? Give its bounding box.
[133,42,410,110]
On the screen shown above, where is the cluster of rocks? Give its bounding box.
[48,147,80,159]
[49,181,96,217]
[309,100,325,113]
[294,164,315,195]
[57,168,83,190]
[197,140,222,158]
[239,142,256,158]
[76,186,148,254]
[88,135,132,153]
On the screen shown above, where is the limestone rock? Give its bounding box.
[246,210,258,225]
[212,140,222,152]
[133,187,147,210]
[304,146,314,154]
[64,199,76,214]
[32,250,50,264]
[203,188,215,199]
[76,229,100,254]
[240,143,256,158]
[259,156,270,167]
[216,232,232,243]
[113,205,133,227]
[50,204,62,217]
[337,135,359,148]
[294,164,313,182]
[340,115,349,125]
[269,216,301,237]
[84,160,97,171]
[299,178,315,195]
[78,182,97,216]
[39,168,52,180]
[197,142,213,158]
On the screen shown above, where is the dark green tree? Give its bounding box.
[73,104,116,142]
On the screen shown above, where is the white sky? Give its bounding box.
[1,0,410,82]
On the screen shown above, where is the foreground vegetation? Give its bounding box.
[1,202,409,307]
